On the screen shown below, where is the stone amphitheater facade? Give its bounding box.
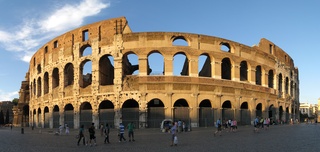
[13,17,299,129]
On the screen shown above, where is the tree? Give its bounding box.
[0,110,4,125]
[5,110,9,124]
[12,98,19,106]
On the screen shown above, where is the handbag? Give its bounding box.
[174,136,178,144]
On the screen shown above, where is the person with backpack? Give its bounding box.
[104,123,110,144]
[88,123,97,146]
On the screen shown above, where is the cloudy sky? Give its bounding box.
[0,0,319,104]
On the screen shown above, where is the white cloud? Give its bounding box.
[0,0,110,62]
[39,0,109,32]
[0,90,18,101]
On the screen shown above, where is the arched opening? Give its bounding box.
[256,66,262,85]
[37,77,41,97]
[37,64,41,74]
[290,80,294,96]
[99,55,114,85]
[199,99,213,127]
[278,74,283,98]
[240,61,248,81]
[222,100,233,121]
[279,106,284,124]
[122,99,139,127]
[99,100,115,128]
[22,105,29,127]
[52,68,59,89]
[286,107,289,124]
[268,104,276,124]
[32,109,36,127]
[240,102,250,125]
[256,103,262,118]
[285,77,289,94]
[53,105,59,128]
[80,102,92,128]
[80,60,92,88]
[122,53,139,76]
[268,70,274,88]
[44,107,49,128]
[37,108,42,128]
[173,99,190,125]
[44,72,49,94]
[220,42,231,52]
[148,52,164,75]
[221,58,231,80]
[147,99,165,128]
[80,45,92,57]
[198,54,211,77]
[172,36,188,46]
[64,63,74,87]
[173,53,189,76]
[64,104,74,128]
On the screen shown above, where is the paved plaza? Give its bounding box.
[0,123,319,152]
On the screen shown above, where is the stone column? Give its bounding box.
[139,56,148,76]
[190,93,199,127]
[59,107,64,126]
[41,107,45,128]
[262,69,268,87]
[249,67,256,85]
[92,108,99,129]
[213,61,221,79]
[74,104,80,129]
[139,93,148,128]
[215,94,223,121]
[235,96,241,122]
[165,93,173,119]
[49,106,53,129]
[189,57,198,77]
[164,55,173,76]
[232,64,240,81]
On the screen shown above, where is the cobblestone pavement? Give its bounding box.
[0,123,319,152]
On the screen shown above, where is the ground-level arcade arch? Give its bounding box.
[173,99,190,123]
[53,105,59,128]
[199,99,214,127]
[122,99,139,127]
[240,102,250,125]
[80,102,92,128]
[222,100,233,121]
[65,104,74,128]
[99,100,115,128]
[147,98,165,128]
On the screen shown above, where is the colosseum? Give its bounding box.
[12,16,300,129]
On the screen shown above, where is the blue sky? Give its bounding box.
[0,0,318,104]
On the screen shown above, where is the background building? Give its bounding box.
[0,101,14,125]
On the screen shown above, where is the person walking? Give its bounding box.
[88,123,97,146]
[104,123,110,144]
[59,125,64,135]
[127,122,135,142]
[119,123,126,142]
[214,118,222,136]
[65,124,70,135]
[77,125,86,146]
[170,122,178,146]
[178,120,182,133]
[100,124,104,137]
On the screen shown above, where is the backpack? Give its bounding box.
[89,127,95,134]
